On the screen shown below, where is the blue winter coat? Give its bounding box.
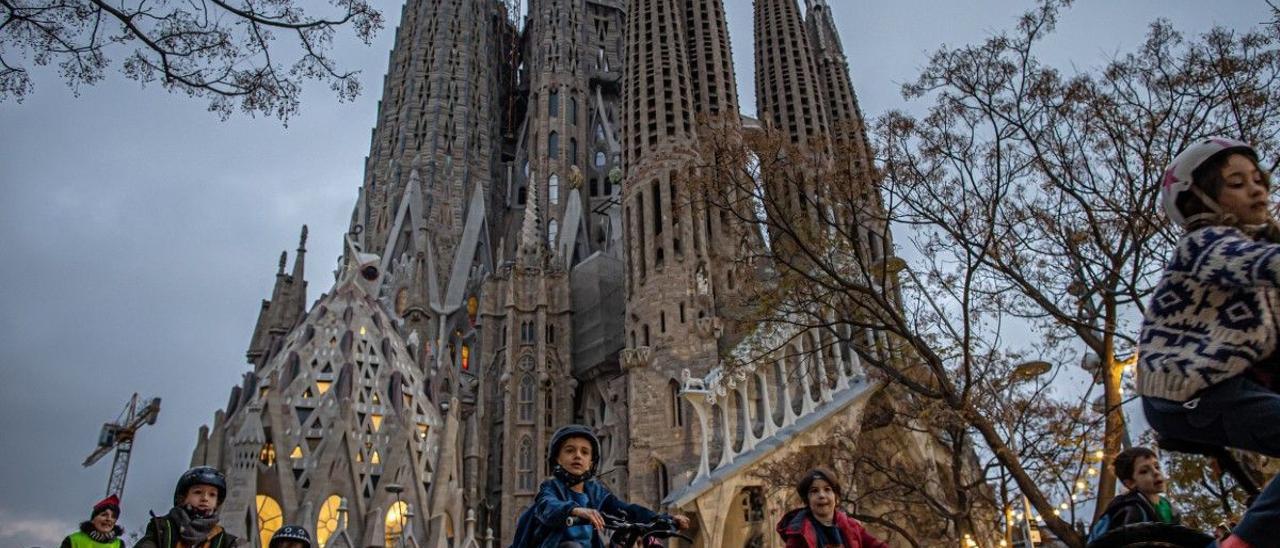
[508,478,662,548]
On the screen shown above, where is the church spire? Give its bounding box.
[518,173,542,265]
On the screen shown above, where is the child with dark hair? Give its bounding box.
[776,468,887,548]
[61,496,124,548]
[1141,137,1280,548]
[1087,448,1179,541]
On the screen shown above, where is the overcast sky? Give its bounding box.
[0,1,1271,546]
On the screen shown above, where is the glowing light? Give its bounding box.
[256,495,283,548]
[360,326,367,336]
[290,445,303,459]
[1088,467,1098,476]
[372,450,381,465]
[316,380,332,395]
[259,442,277,466]
[316,495,342,547]
[371,414,384,432]
[385,501,408,547]
[1076,480,1086,491]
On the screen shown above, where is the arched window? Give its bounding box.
[517,185,527,205]
[655,461,669,500]
[518,437,535,490]
[595,151,606,167]
[548,219,559,248]
[549,175,559,205]
[548,132,560,158]
[255,495,283,548]
[549,89,560,117]
[569,97,578,125]
[385,501,408,548]
[518,375,535,422]
[569,138,578,166]
[316,495,342,548]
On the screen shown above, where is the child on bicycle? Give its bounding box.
[1140,137,1280,548]
[1087,447,1180,540]
[508,425,690,548]
[134,466,239,548]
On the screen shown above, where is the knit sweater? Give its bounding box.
[1138,226,1280,401]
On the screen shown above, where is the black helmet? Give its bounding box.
[547,424,601,478]
[269,525,313,548]
[173,466,227,506]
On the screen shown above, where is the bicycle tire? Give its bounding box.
[1086,523,1214,548]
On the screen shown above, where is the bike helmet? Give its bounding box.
[547,424,601,485]
[1160,136,1259,227]
[173,466,228,506]
[269,525,313,548]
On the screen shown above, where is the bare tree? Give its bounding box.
[690,1,1280,545]
[1,0,383,121]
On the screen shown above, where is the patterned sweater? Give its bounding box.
[1138,226,1280,401]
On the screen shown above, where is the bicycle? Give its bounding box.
[1086,435,1262,548]
[565,513,692,547]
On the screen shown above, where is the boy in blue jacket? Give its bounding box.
[509,425,690,547]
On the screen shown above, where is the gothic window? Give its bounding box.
[461,345,470,371]
[255,495,283,548]
[595,151,606,168]
[544,390,554,429]
[518,375,535,422]
[548,219,559,248]
[549,89,560,118]
[316,495,342,548]
[518,185,527,205]
[654,461,669,501]
[518,437,535,490]
[549,174,559,205]
[669,380,684,427]
[385,501,408,548]
[548,131,560,158]
[569,138,578,166]
[569,97,578,125]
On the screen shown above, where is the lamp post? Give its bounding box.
[1006,360,1054,547]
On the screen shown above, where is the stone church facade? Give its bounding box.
[192,0,970,546]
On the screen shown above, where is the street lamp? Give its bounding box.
[1010,361,1052,382]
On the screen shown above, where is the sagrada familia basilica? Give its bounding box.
[189,0,972,546]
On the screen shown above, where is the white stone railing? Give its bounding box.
[677,322,869,487]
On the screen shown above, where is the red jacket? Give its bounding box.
[775,508,889,548]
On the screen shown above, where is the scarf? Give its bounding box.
[167,506,220,546]
[79,521,122,543]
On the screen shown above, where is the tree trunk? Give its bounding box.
[966,407,1086,547]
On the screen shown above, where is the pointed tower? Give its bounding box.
[805,0,875,180]
[618,0,734,511]
[754,0,830,147]
[245,226,310,370]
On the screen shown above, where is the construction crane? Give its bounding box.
[82,393,161,498]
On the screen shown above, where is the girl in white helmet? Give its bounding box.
[1139,137,1279,548]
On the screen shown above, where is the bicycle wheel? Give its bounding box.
[1086,523,1215,548]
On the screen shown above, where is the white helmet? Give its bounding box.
[1161,136,1258,227]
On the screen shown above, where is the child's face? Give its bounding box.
[556,437,593,476]
[183,484,220,514]
[1123,455,1165,497]
[1214,153,1271,225]
[806,478,837,521]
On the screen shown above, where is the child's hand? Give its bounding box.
[571,507,606,530]
[672,515,691,530]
